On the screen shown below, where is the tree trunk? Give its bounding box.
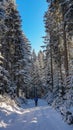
[61,5,69,77]
[50,45,54,92]
[63,22,69,77]
[16,82,20,97]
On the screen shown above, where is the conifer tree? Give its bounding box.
[0,0,32,98]
[0,0,11,94]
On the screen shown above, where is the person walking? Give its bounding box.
[34,96,38,106]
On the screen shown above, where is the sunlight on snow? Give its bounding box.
[0,102,22,114]
[30,117,38,123]
[0,120,8,128]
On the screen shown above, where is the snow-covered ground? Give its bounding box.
[0,98,73,130]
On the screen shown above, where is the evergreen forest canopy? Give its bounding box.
[0,0,73,116]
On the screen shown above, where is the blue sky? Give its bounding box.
[16,0,48,53]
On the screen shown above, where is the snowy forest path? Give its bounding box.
[0,99,73,130]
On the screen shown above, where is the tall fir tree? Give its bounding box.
[0,0,32,98]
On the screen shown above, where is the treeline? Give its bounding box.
[43,0,73,107]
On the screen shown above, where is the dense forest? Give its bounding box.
[44,0,73,107]
[0,0,73,125]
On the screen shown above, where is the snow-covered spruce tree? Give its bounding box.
[0,0,32,98]
[30,50,38,98]
[30,50,46,98]
[22,35,32,98]
[37,51,45,84]
[37,50,46,95]
[15,33,32,98]
[0,0,11,95]
[5,0,32,98]
[3,0,23,97]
